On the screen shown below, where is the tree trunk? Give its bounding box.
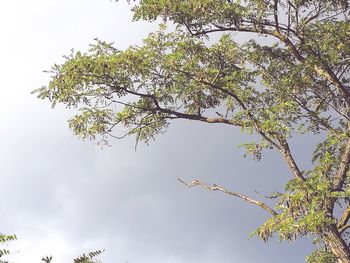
[324,224,350,263]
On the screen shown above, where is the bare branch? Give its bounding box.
[177,178,278,216]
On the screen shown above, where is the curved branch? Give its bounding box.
[111,82,242,126]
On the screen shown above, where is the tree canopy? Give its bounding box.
[34,1,350,262]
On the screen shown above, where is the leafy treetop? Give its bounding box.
[34,1,350,262]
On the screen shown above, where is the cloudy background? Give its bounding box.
[0,1,316,262]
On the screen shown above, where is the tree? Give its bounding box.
[34,0,350,262]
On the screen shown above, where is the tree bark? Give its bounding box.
[323,224,350,263]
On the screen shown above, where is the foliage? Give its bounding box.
[34,0,350,262]
[73,250,104,263]
[0,236,103,263]
[41,250,104,263]
[306,248,338,263]
[0,234,16,263]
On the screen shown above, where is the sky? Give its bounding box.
[0,1,317,262]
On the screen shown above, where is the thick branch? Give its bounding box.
[323,224,350,263]
[112,83,242,126]
[178,178,278,216]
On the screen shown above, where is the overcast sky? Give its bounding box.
[0,1,317,262]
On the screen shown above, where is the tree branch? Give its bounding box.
[338,205,350,231]
[278,140,305,181]
[111,82,242,126]
[273,0,280,32]
[177,178,278,216]
[188,23,350,106]
[333,128,350,191]
[339,224,350,234]
[177,68,306,180]
[313,65,350,106]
